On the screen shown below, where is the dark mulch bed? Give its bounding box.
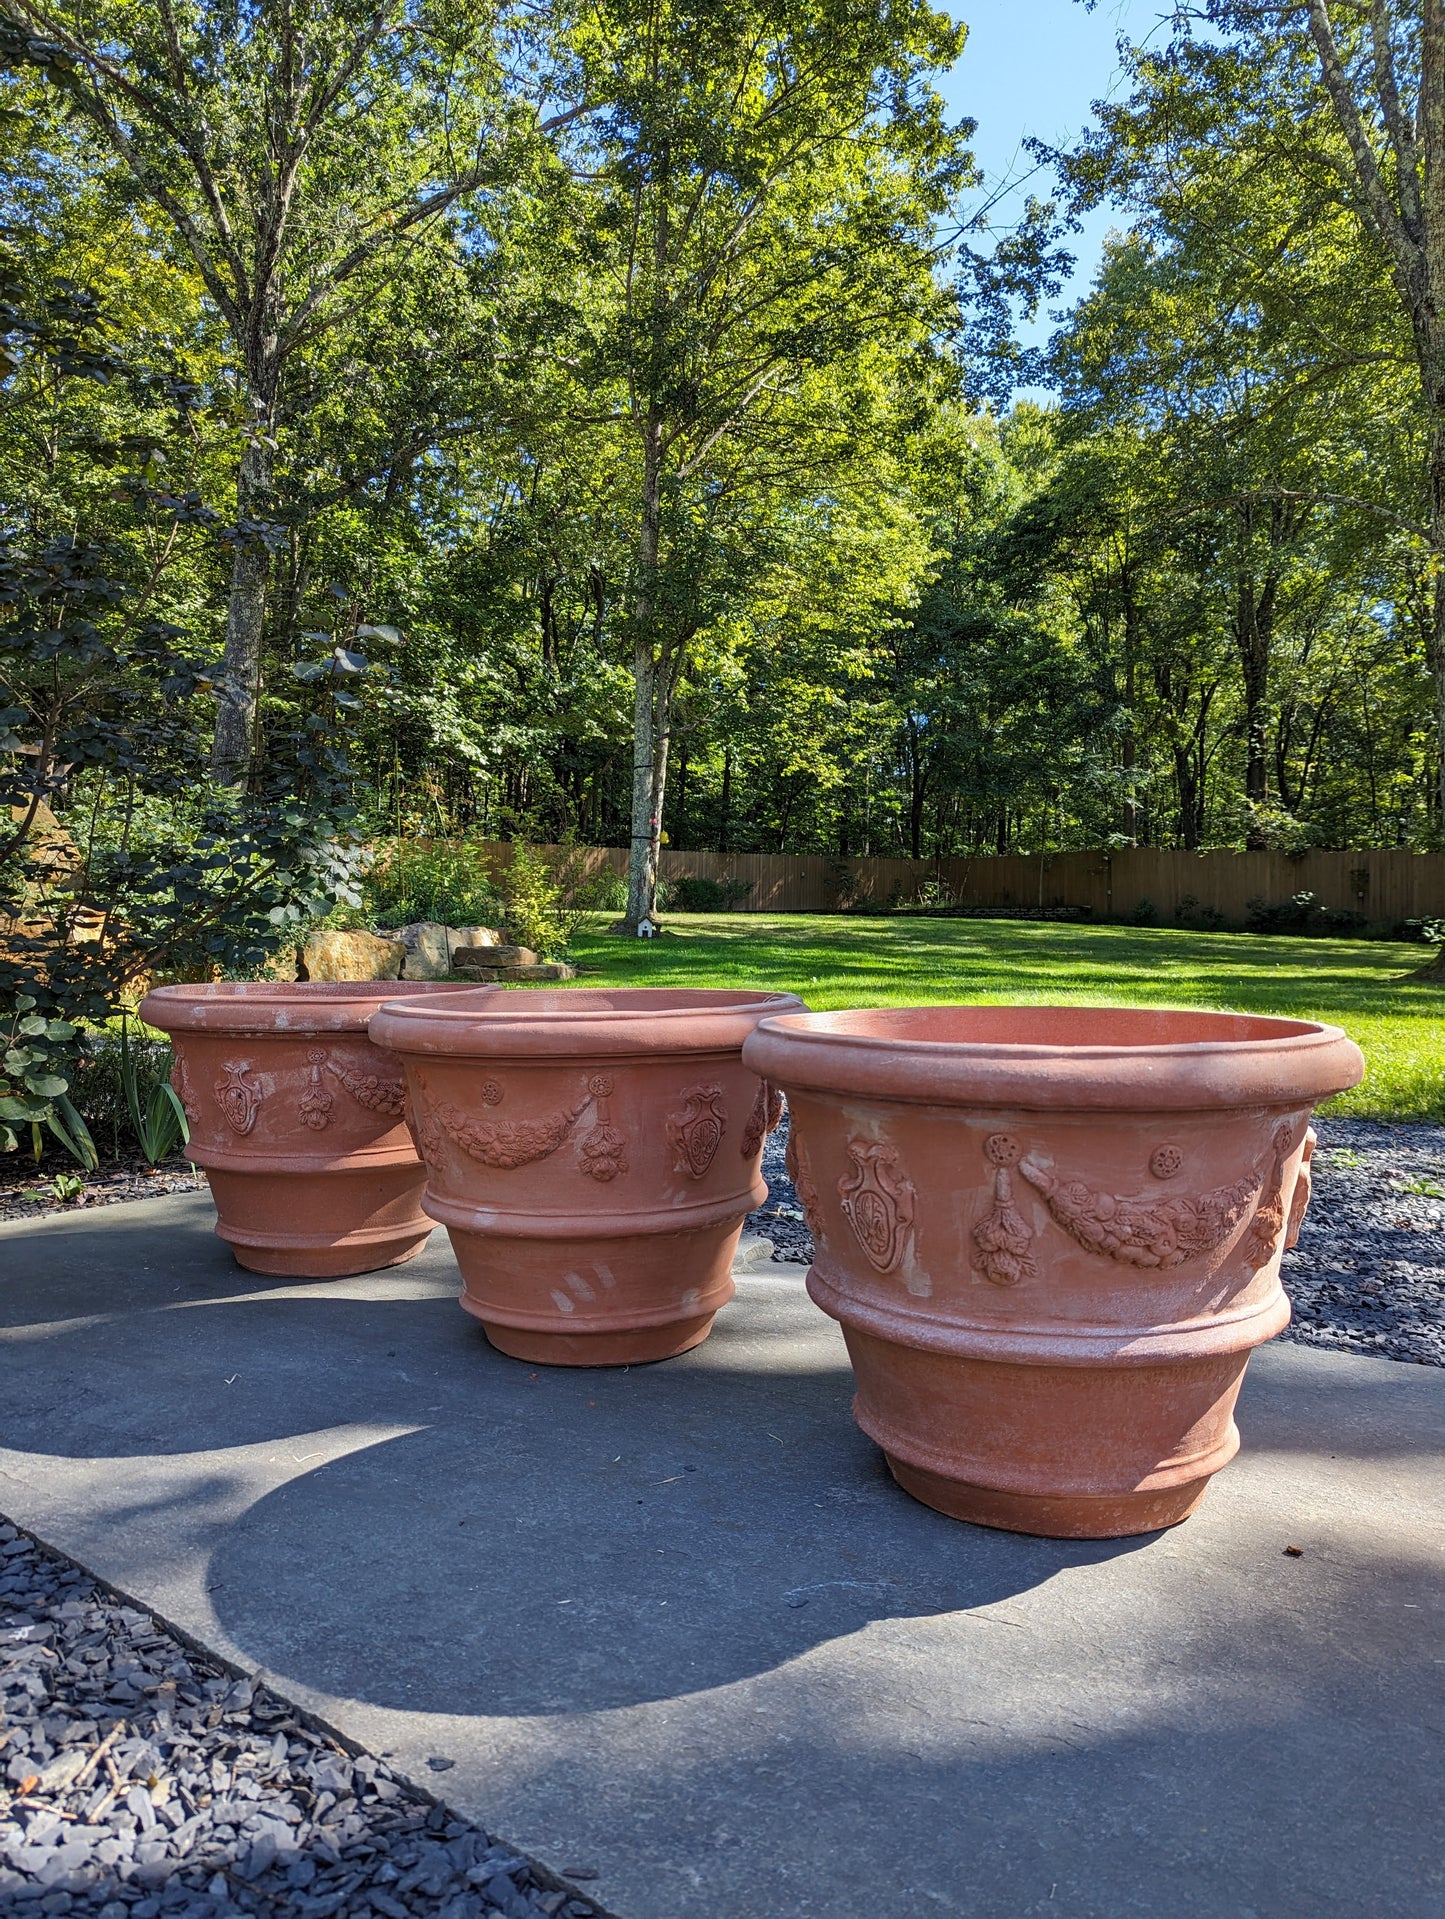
[746,1115,1445,1369]
[0,1523,608,1918]
[0,1160,206,1227]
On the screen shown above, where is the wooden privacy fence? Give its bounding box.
[470,841,1445,924]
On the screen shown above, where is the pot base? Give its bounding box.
[476,1311,718,1368]
[224,1228,433,1281]
[440,1216,742,1368]
[884,1453,1211,1539]
[208,1166,434,1280]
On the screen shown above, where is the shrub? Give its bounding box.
[588,871,630,914]
[1245,892,1367,937]
[363,837,504,929]
[909,876,959,911]
[498,842,601,956]
[1398,917,1445,945]
[1176,895,1228,931]
[1131,897,1157,925]
[670,875,754,912]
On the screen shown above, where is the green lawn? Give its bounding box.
[569,913,1445,1122]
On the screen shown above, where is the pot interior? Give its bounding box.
[146,980,479,1011]
[761,1004,1326,1051]
[383,986,796,1019]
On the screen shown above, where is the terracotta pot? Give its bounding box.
[743,1006,1363,1538]
[369,987,804,1365]
[139,981,484,1278]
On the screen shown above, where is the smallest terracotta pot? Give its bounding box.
[141,980,481,1278]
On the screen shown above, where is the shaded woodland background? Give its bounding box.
[5,0,1445,877]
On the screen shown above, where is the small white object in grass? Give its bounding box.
[637,917,657,938]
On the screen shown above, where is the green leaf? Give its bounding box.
[25,1074,71,1097]
[48,1095,100,1172]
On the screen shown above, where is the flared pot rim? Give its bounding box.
[743,1002,1365,1112]
[140,979,481,1036]
[371,985,806,1059]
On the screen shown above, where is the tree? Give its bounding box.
[0,263,368,1149]
[0,0,567,779]
[552,0,968,927]
[1059,1,1445,824]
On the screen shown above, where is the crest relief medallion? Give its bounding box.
[838,1138,916,1275]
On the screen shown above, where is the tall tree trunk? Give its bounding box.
[1121,561,1139,842]
[718,745,732,852]
[625,412,665,930]
[1430,415,1445,831]
[212,331,279,784]
[907,720,926,859]
[211,431,274,783]
[673,745,688,846]
[1232,503,1284,847]
[1174,745,1199,850]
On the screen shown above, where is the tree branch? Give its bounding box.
[1305,0,1424,308]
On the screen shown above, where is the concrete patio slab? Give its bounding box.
[1,1193,1442,1919]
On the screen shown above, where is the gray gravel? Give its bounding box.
[746,1114,1445,1368]
[0,1526,608,1919]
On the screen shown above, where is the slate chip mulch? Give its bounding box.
[0,1161,206,1226]
[746,1114,1445,1369]
[0,1526,608,1919]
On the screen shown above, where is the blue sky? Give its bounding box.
[935,1,1160,349]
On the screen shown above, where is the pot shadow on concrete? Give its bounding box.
[200,1390,1139,1719]
[4,1194,1441,1722]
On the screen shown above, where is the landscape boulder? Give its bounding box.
[395,923,507,978]
[299,930,405,982]
[454,960,578,981]
[454,942,538,971]
[394,922,453,981]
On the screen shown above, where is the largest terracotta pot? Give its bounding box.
[140,981,482,1278]
[743,1005,1364,1538]
[370,986,804,1365]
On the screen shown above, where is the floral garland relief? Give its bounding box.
[969,1121,1304,1284]
[322,1053,407,1118]
[289,1049,407,1134]
[430,1075,627,1182]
